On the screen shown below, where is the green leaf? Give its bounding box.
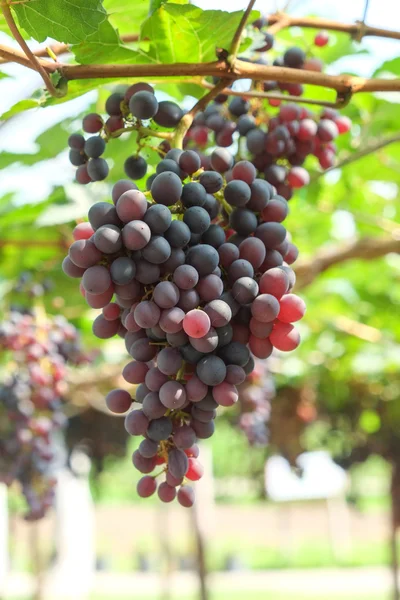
[359,410,381,434]
[141,4,259,63]
[103,0,149,35]
[13,0,107,44]
[373,57,400,77]
[72,19,153,64]
[0,99,41,121]
[149,0,188,11]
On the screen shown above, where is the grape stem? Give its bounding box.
[215,192,233,215]
[199,79,349,109]
[175,362,187,381]
[172,78,230,149]
[0,1,62,97]
[109,125,173,140]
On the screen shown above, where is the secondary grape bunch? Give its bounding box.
[0,308,90,520]
[67,83,183,183]
[68,22,351,198]
[63,118,307,506]
[185,102,350,201]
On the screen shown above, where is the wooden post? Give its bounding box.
[30,521,44,600]
[157,504,173,600]
[192,501,208,600]
[50,452,95,599]
[191,445,215,600]
[0,483,8,599]
[390,461,400,600]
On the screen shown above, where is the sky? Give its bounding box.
[0,0,399,203]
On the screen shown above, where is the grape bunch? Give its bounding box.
[0,308,90,520]
[185,102,350,201]
[62,93,307,505]
[67,83,183,184]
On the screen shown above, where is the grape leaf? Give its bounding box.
[373,57,400,77]
[150,0,189,11]
[103,0,149,36]
[141,4,259,64]
[0,99,42,121]
[13,0,107,44]
[72,20,153,64]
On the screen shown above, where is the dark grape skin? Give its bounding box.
[202,224,226,248]
[179,344,204,365]
[196,355,226,386]
[196,394,218,411]
[246,129,265,155]
[203,194,219,219]
[125,82,155,102]
[165,220,191,248]
[232,276,259,305]
[147,417,173,442]
[183,206,211,234]
[84,136,106,159]
[237,115,256,136]
[87,158,109,181]
[153,101,184,128]
[76,164,91,184]
[210,148,233,173]
[229,97,250,117]
[144,204,172,234]
[68,133,85,150]
[179,150,201,175]
[218,341,250,367]
[105,92,124,116]
[69,149,86,167]
[283,47,306,69]
[151,172,183,206]
[88,202,121,230]
[156,158,182,177]
[186,244,219,277]
[93,224,122,254]
[255,222,287,250]
[165,148,183,162]
[224,180,251,207]
[168,448,189,479]
[129,91,159,120]
[199,171,223,194]
[124,156,148,180]
[142,236,171,264]
[112,180,138,205]
[181,182,207,208]
[229,208,258,235]
[83,113,103,133]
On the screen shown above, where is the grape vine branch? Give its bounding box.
[294,235,400,289]
[0,10,399,98]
